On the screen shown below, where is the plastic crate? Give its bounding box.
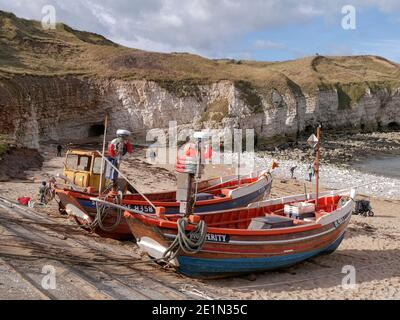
[284,202,315,220]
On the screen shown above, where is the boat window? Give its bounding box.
[93,157,103,175]
[66,154,79,170]
[77,156,91,171]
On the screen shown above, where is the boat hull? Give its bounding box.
[71,177,271,214]
[176,233,345,278]
[57,191,133,240]
[56,171,272,240]
[125,190,354,278]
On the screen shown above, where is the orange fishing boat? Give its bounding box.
[55,169,272,240]
[124,189,356,278]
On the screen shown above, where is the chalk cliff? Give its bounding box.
[1,10,399,148]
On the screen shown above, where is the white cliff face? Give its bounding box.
[107,80,208,133]
[0,76,399,148]
[101,80,240,142]
[258,88,400,142]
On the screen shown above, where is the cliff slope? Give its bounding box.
[1,10,400,148]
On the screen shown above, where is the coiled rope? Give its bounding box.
[92,194,122,232]
[162,217,208,262]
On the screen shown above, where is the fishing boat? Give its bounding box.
[124,189,356,278]
[55,169,273,240]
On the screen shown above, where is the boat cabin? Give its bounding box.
[63,150,107,191]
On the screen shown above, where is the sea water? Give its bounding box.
[352,155,400,179]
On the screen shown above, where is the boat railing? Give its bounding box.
[247,189,355,209]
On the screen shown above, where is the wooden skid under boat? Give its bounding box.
[55,170,272,240]
[124,189,356,278]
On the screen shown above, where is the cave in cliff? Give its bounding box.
[88,124,105,137]
[387,122,400,131]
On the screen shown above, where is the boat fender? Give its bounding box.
[108,138,133,158]
[65,204,91,223]
[189,215,201,224]
[138,236,179,267]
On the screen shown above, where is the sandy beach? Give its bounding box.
[2,1,400,303]
[0,140,399,300]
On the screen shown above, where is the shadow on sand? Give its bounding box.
[208,248,400,293]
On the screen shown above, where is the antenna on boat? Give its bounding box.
[98,113,109,194]
[236,124,241,187]
[307,124,321,209]
[315,125,321,209]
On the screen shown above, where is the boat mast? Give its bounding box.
[98,113,108,194]
[237,124,241,187]
[176,132,209,217]
[315,125,321,209]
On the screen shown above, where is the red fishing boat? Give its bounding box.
[124,189,356,278]
[55,169,273,240]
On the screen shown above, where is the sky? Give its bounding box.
[0,0,399,62]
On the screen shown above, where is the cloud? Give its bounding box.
[88,2,117,26]
[0,0,399,59]
[254,40,285,50]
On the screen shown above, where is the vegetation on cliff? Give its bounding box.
[0,134,12,157]
[1,10,400,106]
[234,81,264,113]
[201,98,230,123]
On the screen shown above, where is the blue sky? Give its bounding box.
[0,0,399,62]
[236,7,400,62]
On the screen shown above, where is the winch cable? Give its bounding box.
[92,193,122,232]
[162,217,208,263]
